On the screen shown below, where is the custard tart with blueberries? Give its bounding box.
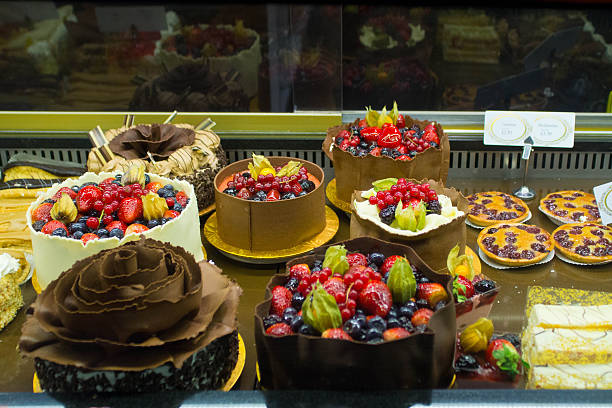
[552,223,612,264]
[477,223,553,267]
[467,192,529,227]
[539,190,601,224]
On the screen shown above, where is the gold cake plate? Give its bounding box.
[204,206,339,264]
[34,332,246,393]
[32,246,208,295]
[199,203,216,217]
[325,178,352,214]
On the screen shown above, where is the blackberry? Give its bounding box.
[281,192,297,200]
[474,279,496,293]
[223,187,237,196]
[263,314,281,329]
[285,277,299,292]
[51,228,67,237]
[379,204,396,225]
[426,200,442,215]
[299,180,316,193]
[455,355,478,372]
[32,220,46,232]
[368,252,385,266]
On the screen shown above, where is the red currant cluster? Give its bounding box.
[368,179,438,211]
[223,166,316,202]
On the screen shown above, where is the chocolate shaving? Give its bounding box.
[109,124,196,161]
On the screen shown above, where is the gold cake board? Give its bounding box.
[199,203,215,217]
[34,332,246,392]
[325,178,352,214]
[203,206,339,264]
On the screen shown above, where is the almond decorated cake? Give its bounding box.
[540,190,601,224]
[552,223,612,264]
[20,238,241,392]
[467,192,529,227]
[477,223,553,266]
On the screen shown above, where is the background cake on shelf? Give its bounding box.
[0,252,24,331]
[20,238,242,392]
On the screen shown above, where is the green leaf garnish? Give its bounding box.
[372,178,398,192]
[492,344,521,379]
[387,257,416,304]
[322,245,349,276]
[302,282,342,333]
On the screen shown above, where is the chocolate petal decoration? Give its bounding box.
[109,124,196,160]
[19,238,242,370]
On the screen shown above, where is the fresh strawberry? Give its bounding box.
[265,323,292,337]
[145,182,163,193]
[397,155,411,161]
[236,187,250,199]
[175,191,188,207]
[117,197,143,224]
[485,339,524,378]
[347,252,367,267]
[396,144,408,154]
[411,308,433,326]
[164,210,180,219]
[99,177,116,189]
[52,187,77,200]
[380,255,406,274]
[76,185,103,213]
[361,127,382,142]
[338,129,351,139]
[453,275,475,302]
[105,220,127,232]
[358,119,368,128]
[125,223,149,235]
[383,327,411,341]
[359,281,392,317]
[289,264,310,281]
[270,286,292,316]
[370,147,382,157]
[377,130,401,148]
[323,277,347,299]
[321,328,351,340]
[396,114,406,128]
[417,283,448,308]
[81,233,99,245]
[41,220,67,235]
[266,189,280,201]
[31,203,54,222]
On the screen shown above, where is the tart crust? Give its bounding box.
[540,191,601,224]
[552,222,612,264]
[477,223,553,266]
[467,192,529,226]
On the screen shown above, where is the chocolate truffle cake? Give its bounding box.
[87,123,227,210]
[19,238,241,392]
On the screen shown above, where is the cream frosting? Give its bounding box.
[353,191,463,237]
[0,253,20,279]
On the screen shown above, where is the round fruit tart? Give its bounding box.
[552,223,612,264]
[539,190,601,224]
[477,223,553,267]
[27,167,204,289]
[254,237,456,390]
[214,154,325,251]
[467,192,529,227]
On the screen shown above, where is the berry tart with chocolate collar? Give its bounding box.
[477,223,553,267]
[466,192,530,227]
[540,190,601,224]
[552,223,612,264]
[255,237,456,390]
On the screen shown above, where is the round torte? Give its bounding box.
[19,238,242,393]
[540,190,601,224]
[477,223,553,267]
[467,191,530,227]
[552,222,612,264]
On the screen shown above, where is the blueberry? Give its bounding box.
[78,216,90,224]
[335,136,344,145]
[285,277,299,292]
[382,272,390,284]
[71,186,80,193]
[397,316,413,331]
[298,191,307,197]
[387,307,398,319]
[80,182,97,188]
[87,210,100,217]
[367,263,379,272]
[291,292,305,309]
[312,260,323,269]
[416,298,430,310]
[241,172,250,179]
[173,203,183,212]
[72,231,84,240]
[455,354,478,373]
[367,315,387,332]
[51,228,67,237]
[387,317,401,329]
[343,319,362,339]
[253,191,267,201]
[283,314,294,325]
[399,305,415,319]
[223,188,237,197]
[32,220,46,232]
[290,315,304,332]
[365,327,383,342]
[147,219,160,229]
[299,180,316,193]
[434,300,447,312]
[263,314,281,329]
[367,252,385,267]
[42,199,55,204]
[281,192,296,200]
[354,329,367,342]
[109,228,124,239]
[311,266,322,273]
[68,222,86,233]
[163,184,174,192]
[161,218,169,224]
[354,314,367,328]
[474,279,496,294]
[298,324,318,336]
[96,228,109,237]
[144,174,150,184]
[417,275,431,283]
[157,188,169,198]
[354,309,366,317]
[379,205,396,225]
[114,174,122,181]
[414,324,428,333]
[283,307,297,318]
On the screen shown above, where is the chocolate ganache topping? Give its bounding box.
[19,238,241,370]
[109,124,196,161]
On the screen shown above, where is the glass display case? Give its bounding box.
[0,1,611,406]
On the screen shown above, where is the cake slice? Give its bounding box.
[528,363,612,389]
[522,328,612,366]
[528,304,612,330]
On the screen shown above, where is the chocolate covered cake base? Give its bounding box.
[179,148,228,211]
[35,331,238,393]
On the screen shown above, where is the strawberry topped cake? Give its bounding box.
[27,166,204,289]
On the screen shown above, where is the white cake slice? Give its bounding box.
[528,304,612,330]
[522,328,612,366]
[528,363,612,389]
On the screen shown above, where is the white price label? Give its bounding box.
[484,111,575,148]
[593,181,612,226]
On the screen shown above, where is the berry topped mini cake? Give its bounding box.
[20,238,241,392]
[214,154,325,251]
[324,103,449,203]
[27,167,204,289]
[87,123,227,211]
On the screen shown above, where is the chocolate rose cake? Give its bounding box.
[19,238,241,392]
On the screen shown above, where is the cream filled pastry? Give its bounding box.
[20,238,241,392]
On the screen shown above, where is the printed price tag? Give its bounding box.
[484,111,575,148]
[95,6,166,33]
[593,181,612,226]
[0,1,58,23]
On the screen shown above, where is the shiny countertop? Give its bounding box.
[0,176,611,394]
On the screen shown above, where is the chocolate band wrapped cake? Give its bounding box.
[20,238,241,392]
[87,123,227,210]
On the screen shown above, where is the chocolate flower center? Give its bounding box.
[109,124,196,161]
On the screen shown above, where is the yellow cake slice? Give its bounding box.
[528,363,612,389]
[522,328,612,366]
[528,304,612,330]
